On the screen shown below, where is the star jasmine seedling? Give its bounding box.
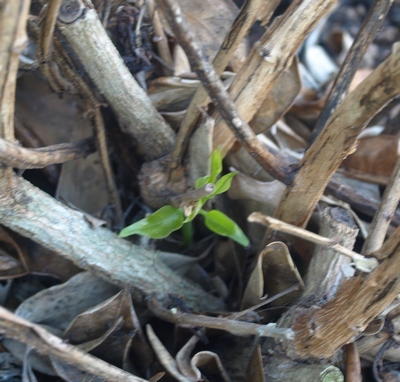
[119,149,249,247]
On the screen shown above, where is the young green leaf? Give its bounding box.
[119,206,184,239]
[209,147,223,184]
[200,209,250,247]
[195,175,210,189]
[212,172,238,196]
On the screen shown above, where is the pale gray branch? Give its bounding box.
[0,177,224,312]
[57,7,175,160]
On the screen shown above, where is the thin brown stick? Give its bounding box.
[37,0,64,93]
[291,225,400,359]
[0,0,31,141]
[249,213,378,272]
[313,0,393,140]
[233,284,301,319]
[92,108,123,222]
[326,178,400,226]
[147,296,293,340]
[212,0,337,153]
[167,0,266,181]
[345,342,362,382]
[14,116,60,183]
[0,306,148,381]
[0,137,95,169]
[362,156,400,257]
[145,0,174,76]
[158,0,290,185]
[275,42,400,228]
[0,0,32,192]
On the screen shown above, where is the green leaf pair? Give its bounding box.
[119,205,184,239]
[119,148,250,247]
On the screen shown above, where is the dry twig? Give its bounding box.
[37,0,64,93]
[0,137,95,169]
[0,0,31,191]
[167,0,266,180]
[362,155,400,257]
[313,0,393,139]
[158,0,290,184]
[57,3,175,160]
[148,296,293,340]
[145,0,174,76]
[249,212,378,272]
[0,306,148,381]
[275,42,400,228]
[345,342,362,382]
[0,177,224,312]
[212,0,337,153]
[289,225,400,359]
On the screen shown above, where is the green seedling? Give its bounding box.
[119,149,249,247]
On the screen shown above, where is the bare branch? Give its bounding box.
[249,213,378,272]
[362,155,400,256]
[37,0,64,93]
[0,177,225,312]
[290,225,400,359]
[57,6,176,160]
[158,0,290,185]
[167,0,267,180]
[145,0,174,76]
[213,0,337,153]
[0,137,95,169]
[313,0,393,140]
[275,43,400,227]
[148,296,294,340]
[0,0,31,191]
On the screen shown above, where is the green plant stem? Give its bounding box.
[182,221,194,248]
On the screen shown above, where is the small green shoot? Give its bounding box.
[119,148,249,247]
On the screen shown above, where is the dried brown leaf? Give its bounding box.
[241,242,303,310]
[342,135,399,181]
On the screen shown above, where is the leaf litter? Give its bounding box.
[2,0,400,381]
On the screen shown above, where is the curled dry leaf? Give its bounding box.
[241,241,303,310]
[65,287,153,370]
[3,273,120,375]
[146,324,189,382]
[342,134,400,184]
[176,333,201,381]
[148,77,200,112]
[228,172,286,214]
[4,273,155,377]
[245,344,265,382]
[191,351,231,382]
[269,120,307,152]
[14,272,119,331]
[249,57,301,136]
